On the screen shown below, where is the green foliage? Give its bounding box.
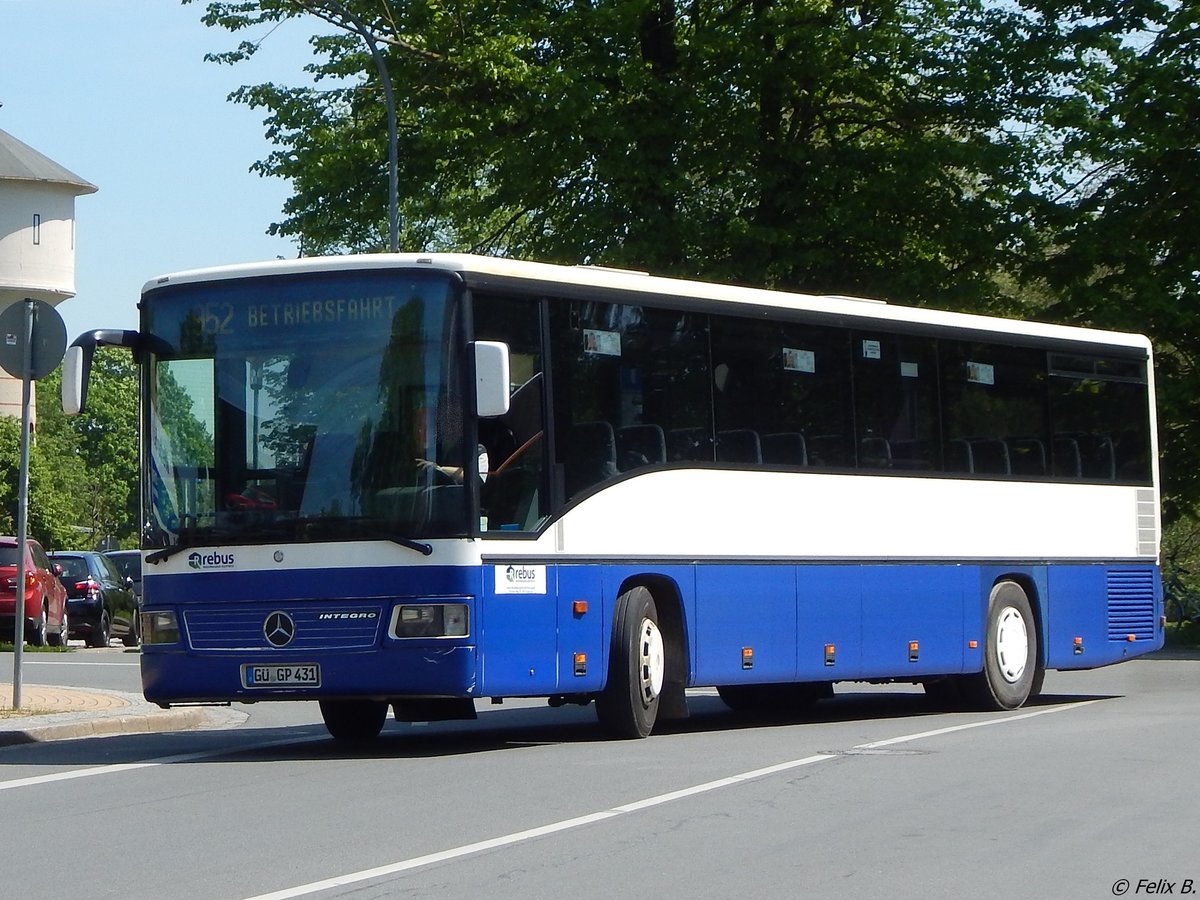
[0,416,78,549]
[186,0,1200,511]
[186,0,1069,307]
[1025,0,1200,518]
[33,348,140,549]
[1162,515,1200,625]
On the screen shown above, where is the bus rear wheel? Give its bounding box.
[319,699,388,741]
[963,581,1040,711]
[596,586,664,739]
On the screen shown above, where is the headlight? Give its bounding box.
[141,610,180,644]
[390,603,469,639]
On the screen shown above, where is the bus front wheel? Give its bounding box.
[319,699,388,741]
[596,586,664,739]
[964,581,1041,711]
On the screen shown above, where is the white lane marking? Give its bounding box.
[241,700,1095,900]
[20,660,142,667]
[0,735,327,793]
[853,698,1105,750]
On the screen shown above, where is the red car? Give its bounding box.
[0,536,69,646]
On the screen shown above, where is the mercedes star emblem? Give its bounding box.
[263,611,296,648]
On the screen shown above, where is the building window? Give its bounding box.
[32,214,41,245]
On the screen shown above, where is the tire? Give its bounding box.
[962,581,1040,711]
[88,609,111,648]
[49,611,69,648]
[596,586,664,739]
[319,699,389,741]
[27,603,48,647]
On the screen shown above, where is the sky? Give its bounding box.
[1,0,330,342]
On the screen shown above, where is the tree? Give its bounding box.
[189,0,1073,308]
[34,348,140,549]
[1027,0,1200,518]
[0,415,79,550]
[189,0,1200,513]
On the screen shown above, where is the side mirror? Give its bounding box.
[474,341,511,419]
[62,329,151,416]
[61,344,90,416]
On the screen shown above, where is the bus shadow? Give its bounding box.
[0,690,1120,768]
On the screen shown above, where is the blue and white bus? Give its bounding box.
[63,254,1163,740]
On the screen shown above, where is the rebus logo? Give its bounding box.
[187,551,235,570]
[506,565,539,583]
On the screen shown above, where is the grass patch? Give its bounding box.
[1165,620,1200,649]
[0,643,73,654]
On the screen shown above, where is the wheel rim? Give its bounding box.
[637,617,665,705]
[995,606,1029,683]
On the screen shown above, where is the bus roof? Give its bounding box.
[143,253,1151,354]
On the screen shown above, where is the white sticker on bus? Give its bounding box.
[495,564,547,595]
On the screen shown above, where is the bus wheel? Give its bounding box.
[596,586,664,739]
[964,581,1040,711]
[319,699,388,741]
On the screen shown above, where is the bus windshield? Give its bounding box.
[143,269,469,549]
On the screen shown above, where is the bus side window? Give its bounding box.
[473,294,548,531]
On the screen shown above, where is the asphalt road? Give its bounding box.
[2,649,1197,900]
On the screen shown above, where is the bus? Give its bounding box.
[62,254,1163,740]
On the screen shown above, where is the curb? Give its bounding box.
[0,689,248,747]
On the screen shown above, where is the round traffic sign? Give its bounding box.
[0,299,68,379]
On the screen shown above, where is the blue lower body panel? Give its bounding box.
[139,559,1163,705]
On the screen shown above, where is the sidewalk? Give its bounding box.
[0,682,244,746]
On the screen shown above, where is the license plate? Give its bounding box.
[241,663,320,688]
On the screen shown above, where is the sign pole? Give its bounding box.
[11,300,35,709]
[0,296,66,710]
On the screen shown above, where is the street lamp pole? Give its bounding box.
[294,2,400,253]
[362,29,400,253]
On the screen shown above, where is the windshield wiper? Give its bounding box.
[145,525,240,565]
[378,534,434,556]
[254,516,434,556]
[145,544,189,565]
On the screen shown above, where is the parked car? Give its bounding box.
[0,536,69,646]
[103,550,143,601]
[103,549,143,645]
[49,551,138,647]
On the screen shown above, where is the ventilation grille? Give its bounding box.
[1137,488,1159,558]
[1106,568,1157,642]
[185,603,384,652]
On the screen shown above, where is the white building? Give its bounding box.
[0,127,96,422]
